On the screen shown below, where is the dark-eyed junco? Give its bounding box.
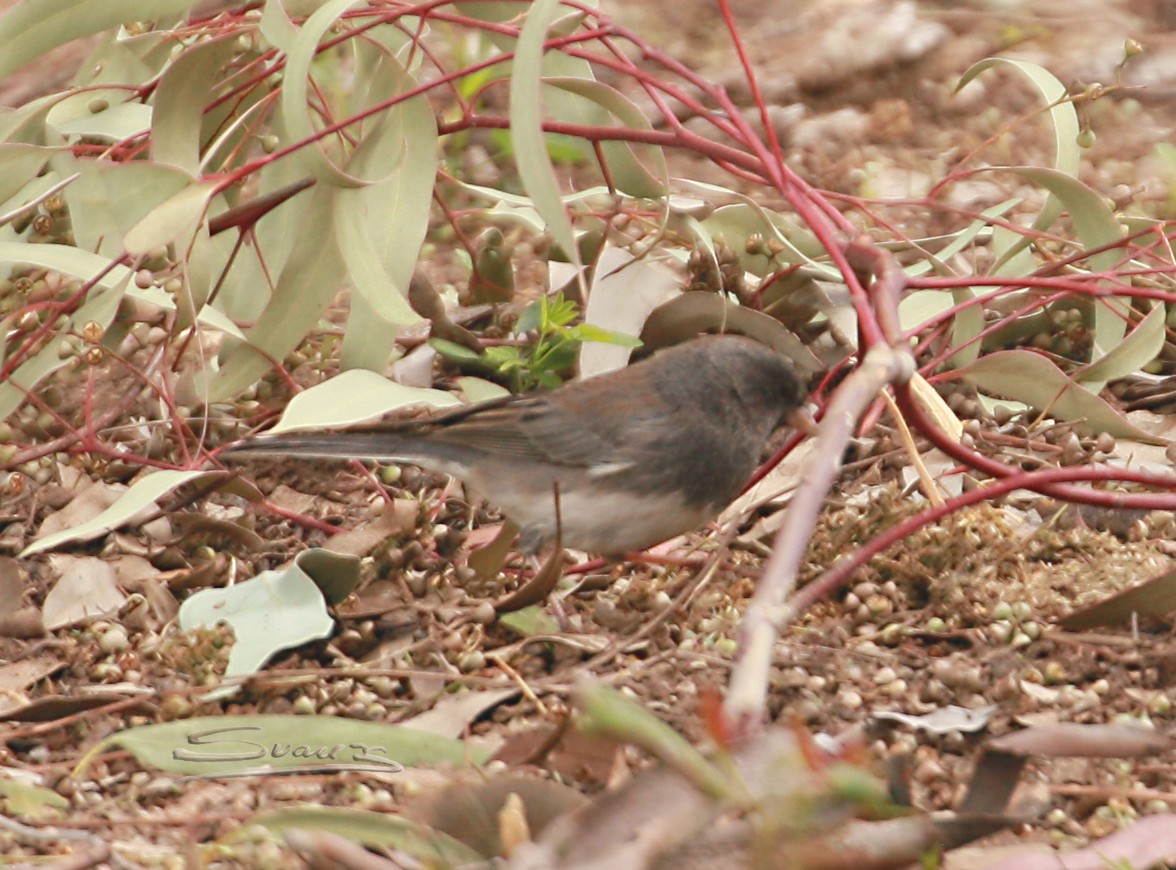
[223,335,810,556]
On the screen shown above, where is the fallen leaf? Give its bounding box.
[42,556,125,630]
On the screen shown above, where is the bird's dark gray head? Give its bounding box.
[702,336,808,423]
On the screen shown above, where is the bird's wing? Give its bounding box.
[426,395,621,468]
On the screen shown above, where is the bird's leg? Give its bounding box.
[493,482,566,613]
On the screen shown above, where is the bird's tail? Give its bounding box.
[220,431,454,470]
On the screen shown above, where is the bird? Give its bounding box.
[222,335,811,558]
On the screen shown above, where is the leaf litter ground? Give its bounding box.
[8,0,1176,865]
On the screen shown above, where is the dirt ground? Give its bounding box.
[7,0,1176,866]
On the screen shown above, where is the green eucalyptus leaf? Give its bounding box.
[243,807,484,863]
[333,49,437,367]
[545,77,667,199]
[0,145,54,206]
[510,0,581,285]
[123,181,216,256]
[280,0,369,188]
[265,369,459,434]
[88,714,489,777]
[52,156,192,257]
[0,0,199,81]
[958,59,1079,273]
[178,564,335,683]
[956,350,1162,443]
[205,184,343,401]
[21,470,221,557]
[1009,166,1126,370]
[151,34,237,173]
[1076,302,1165,384]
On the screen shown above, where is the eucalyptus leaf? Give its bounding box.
[86,714,489,777]
[1076,302,1165,384]
[0,0,199,81]
[1009,166,1127,369]
[680,180,832,271]
[52,156,191,257]
[456,376,511,404]
[50,103,153,142]
[956,350,1163,443]
[334,48,437,365]
[244,807,484,864]
[265,369,459,434]
[280,0,370,188]
[123,181,216,256]
[205,183,343,400]
[151,34,237,173]
[957,58,1079,273]
[178,563,335,681]
[545,77,667,199]
[0,145,54,206]
[498,605,561,637]
[510,0,581,285]
[21,470,220,557]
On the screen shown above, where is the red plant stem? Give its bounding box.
[895,381,1176,508]
[790,463,1176,616]
[907,272,1176,304]
[918,290,1070,375]
[726,343,915,731]
[717,0,785,176]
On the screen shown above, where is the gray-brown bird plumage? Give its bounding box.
[222,335,809,555]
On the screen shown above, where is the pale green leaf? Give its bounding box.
[178,564,335,680]
[21,470,219,557]
[211,119,310,321]
[956,350,1162,443]
[50,102,152,142]
[244,807,483,863]
[899,290,955,333]
[948,286,984,368]
[333,47,437,366]
[510,0,580,282]
[338,292,399,373]
[898,288,984,369]
[902,197,1020,279]
[123,181,215,255]
[205,184,343,400]
[0,93,60,145]
[1076,302,1165,384]
[456,376,511,404]
[280,0,369,188]
[51,155,191,256]
[258,0,299,51]
[0,145,54,207]
[1010,166,1127,367]
[92,714,489,777]
[0,780,69,817]
[686,189,832,275]
[266,369,459,434]
[151,34,237,172]
[0,0,199,81]
[544,77,667,199]
[958,59,1079,273]
[498,606,561,637]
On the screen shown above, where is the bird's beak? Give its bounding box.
[787,406,819,437]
